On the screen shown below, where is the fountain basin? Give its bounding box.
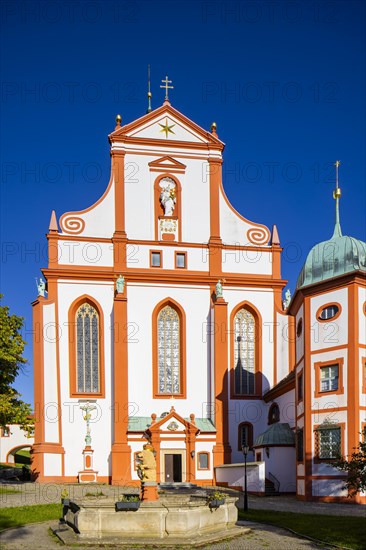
[65,494,242,541]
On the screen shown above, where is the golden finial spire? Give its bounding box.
[115,114,122,130]
[332,160,342,238]
[146,65,152,114]
[160,75,173,103]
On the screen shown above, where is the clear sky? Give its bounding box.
[1,0,365,407]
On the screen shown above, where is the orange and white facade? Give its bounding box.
[290,273,366,503]
[31,100,365,502]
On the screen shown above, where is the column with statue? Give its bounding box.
[78,401,99,483]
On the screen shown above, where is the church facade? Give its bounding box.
[31,97,366,503]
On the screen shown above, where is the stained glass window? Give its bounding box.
[76,303,100,393]
[234,308,255,395]
[158,305,180,394]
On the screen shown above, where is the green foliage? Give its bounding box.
[331,438,366,496]
[207,490,228,502]
[119,494,140,502]
[0,504,61,532]
[238,509,365,550]
[0,296,34,434]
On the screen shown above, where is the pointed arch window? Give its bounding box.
[69,297,105,398]
[76,303,100,393]
[158,305,180,394]
[234,308,256,395]
[153,300,186,398]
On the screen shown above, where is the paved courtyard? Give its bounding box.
[0,483,365,549]
[0,519,335,549]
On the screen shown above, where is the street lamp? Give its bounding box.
[242,444,249,511]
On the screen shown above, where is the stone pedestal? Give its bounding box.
[78,446,98,483]
[141,481,159,501]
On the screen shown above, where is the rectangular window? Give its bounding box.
[296,428,304,461]
[320,365,338,392]
[198,453,209,470]
[298,372,303,401]
[175,252,186,268]
[151,251,162,267]
[317,427,341,459]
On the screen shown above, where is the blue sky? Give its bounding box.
[1,0,365,407]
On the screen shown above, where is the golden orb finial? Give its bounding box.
[116,114,122,124]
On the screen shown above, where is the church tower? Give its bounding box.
[289,162,366,502]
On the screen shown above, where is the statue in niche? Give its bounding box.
[116,275,125,294]
[159,178,176,216]
[282,289,291,310]
[36,277,46,297]
[136,443,157,481]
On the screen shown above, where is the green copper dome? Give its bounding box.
[296,225,366,289]
[254,423,295,447]
[297,164,366,289]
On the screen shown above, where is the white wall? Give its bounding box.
[57,280,114,477]
[310,288,348,352]
[219,189,270,247]
[276,311,291,382]
[58,240,113,267]
[260,446,296,493]
[126,244,209,271]
[60,177,115,239]
[127,283,212,418]
[124,153,211,243]
[359,286,366,345]
[215,462,265,493]
[43,302,60,443]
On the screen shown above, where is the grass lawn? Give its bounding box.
[0,504,61,532]
[238,509,366,550]
[14,449,30,458]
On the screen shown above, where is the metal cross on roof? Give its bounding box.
[160,75,174,101]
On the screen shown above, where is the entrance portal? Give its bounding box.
[164,453,182,482]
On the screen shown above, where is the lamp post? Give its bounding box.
[242,444,249,511]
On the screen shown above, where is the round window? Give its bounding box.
[318,305,339,321]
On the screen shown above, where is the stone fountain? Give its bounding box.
[57,443,249,545]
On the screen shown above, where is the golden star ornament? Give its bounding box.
[159,118,175,138]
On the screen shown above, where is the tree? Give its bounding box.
[331,438,366,496]
[0,295,34,435]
